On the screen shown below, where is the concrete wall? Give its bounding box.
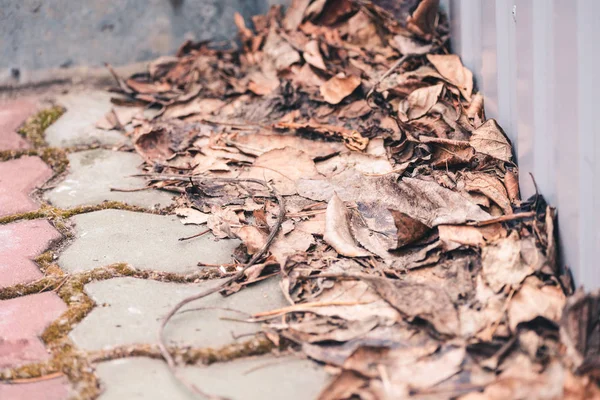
[0,0,287,84]
[447,0,600,289]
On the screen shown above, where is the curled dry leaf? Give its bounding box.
[399,83,444,120]
[464,171,513,215]
[320,73,362,105]
[389,210,430,249]
[234,225,267,254]
[324,193,371,257]
[504,169,520,203]
[175,207,210,225]
[406,0,440,40]
[427,54,474,101]
[507,276,565,331]
[303,40,327,70]
[438,223,506,250]
[283,0,311,31]
[470,119,513,163]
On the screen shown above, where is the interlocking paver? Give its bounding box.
[58,210,239,274]
[0,156,53,217]
[95,355,329,400]
[0,292,67,368]
[70,277,287,350]
[45,90,127,148]
[0,377,70,400]
[45,149,173,209]
[0,98,37,151]
[0,219,62,288]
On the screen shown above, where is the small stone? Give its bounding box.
[70,277,288,350]
[95,356,330,400]
[0,157,53,217]
[0,293,67,368]
[45,149,173,208]
[0,219,62,288]
[45,90,127,147]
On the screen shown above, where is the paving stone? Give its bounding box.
[96,355,329,400]
[58,209,240,274]
[0,292,67,368]
[70,277,287,350]
[0,98,37,150]
[0,156,53,217]
[45,149,173,209]
[45,90,127,147]
[0,219,62,288]
[0,377,70,400]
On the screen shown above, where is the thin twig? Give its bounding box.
[152,176,285,399]
[178,229,210,241]
[469,211,536,227]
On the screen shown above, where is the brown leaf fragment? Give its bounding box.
[399,83,444,120]
[283,0,311,31]
[320,73,361,105]
[464,172,513,215]
[175,207,210,225]
[207,207,240,239]
[318,370,366,400]
[366,277,460,336]
[234,225,267,255]
[439,223,506,250]
[427,54,474,101]
[389,210,430,249]
[324,193,371,257]
[560,289,600,373]
[504,169,520,203]
[270,228,314,266]
[508,276,565,331]
[125,78,172,95]
[163,98,225,120]
[303,40,327,70]
[420,136,475,167]
[482,232,546,292]
[263,30,301,71]
[470,119,513,163]
[393,34,433,55]
[229,132,345,159]
[406,0,439,40]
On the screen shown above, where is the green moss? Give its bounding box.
[17,106,65,148]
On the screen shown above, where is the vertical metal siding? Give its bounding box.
[446,0,600,288]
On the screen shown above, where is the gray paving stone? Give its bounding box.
[45,149,172,209]
[45,90,127,147]
[58,210,239,274]
[70,277,288,350]
[96,356,329,400]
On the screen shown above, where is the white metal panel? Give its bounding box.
[447,0,600,288]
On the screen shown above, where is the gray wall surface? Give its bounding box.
[0,0,287,82]
[447,0,600,289]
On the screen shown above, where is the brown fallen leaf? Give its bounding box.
[324,193,371,257]
[283,0,311,31]
[481,232,546,292]
[464,171,513,215]
[406,0,440,40]
[389,210,430,249]
[320,73,362,105]
[234,225,268,255]
[398,83,444,120]
[560,289,600,374]
[163,98,225,120]
[508,276,565,331]
[438,223,506,250]
[504,169,520,203]
[229,132,345,159]
[270,228,314,266]
[303,40,327,70]
[366,276,461,336]
[470,119,512,163]
[175,207,210,225]
[427,54,474,101]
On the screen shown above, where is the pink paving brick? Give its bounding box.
[0,98,38,151]
[0,219,62,288]
[0,292,67,369]
[0,156,53,217]
[0,376,70,400]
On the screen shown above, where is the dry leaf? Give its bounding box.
[439,223,506,250]
[399,83,444,120]
[464,171,513,215]
[427,54,474,101]
[508,276,565,331]
[283,0,311,31]
[320,73,362,105]
[470,119,512,162]
[175,207,210,225]
[389,210,430,249]
[324,193,371,257]
[406,0,440,40]
[303,40,327,70]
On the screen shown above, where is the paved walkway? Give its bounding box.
[0,88,329,399]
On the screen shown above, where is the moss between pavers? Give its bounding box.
[17,106,65,148]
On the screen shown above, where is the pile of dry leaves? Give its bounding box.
[99,0,600,398]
